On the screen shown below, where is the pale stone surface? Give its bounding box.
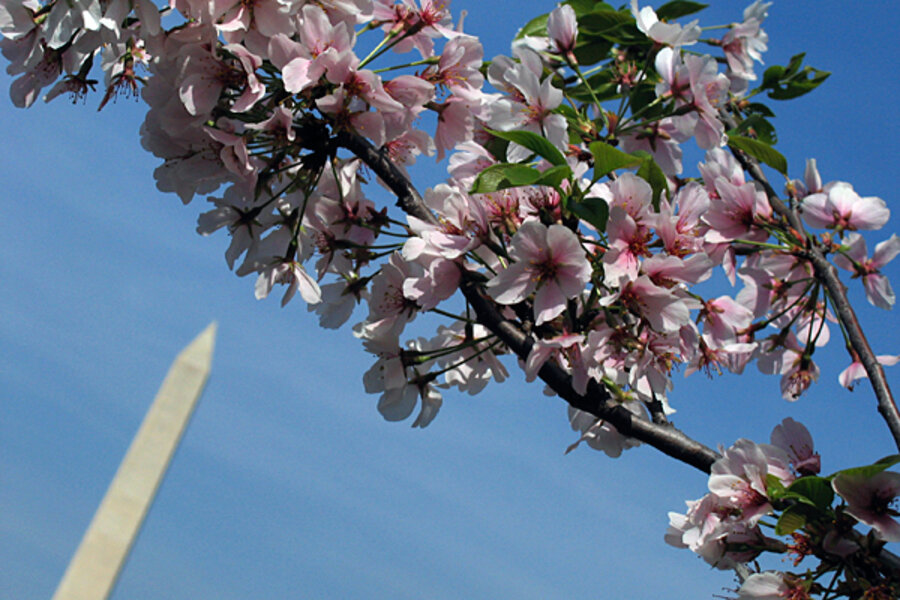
[52,323,216,600]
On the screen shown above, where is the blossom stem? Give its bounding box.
[428,339,503,379]
[358,22,426,69]
[568,59,608,130]
[429,307,471,322]
[372,57,439,74]
[732,238,791,251]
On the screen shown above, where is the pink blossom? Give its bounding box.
[422,34,485,103]
[487,222,591,325]
[619,117,689,175]
[700,295,754,348]
[708,438,792,524]
[547,4,577,60]
[737,571,802,600]
[770,417,820,476]
[594,172,653,221]
[651,182,710,256]
[178,43,265,116]
[430,323,507,395]
[838,354,900,391]
[642,254,712,288]
[721,1,770,94]
[354,252,421,342]
[372,0,459,58]
[433,97,477,160]
[567,404,643,458]
[834,233,900,309]
[684,53,729,148]
[524,332,585,388]
[666,493,770,569]
[255,259,322,306]
[608,275,693,333]
[705,178,772,243]
[699,148,746,194]
[832,470,900,541]
[789,158,822,199]
[310,278,368,330]
[216,0,298,41]
[801,182,889,232]
[602,206,652,285]
[487,48,567,162]
[631,0,700,47]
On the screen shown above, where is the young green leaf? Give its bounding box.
[775,505,808,536]
[470,164,543,194]
[579,8,633,33]
[536,164,573,190]
[786,476,834,511]
[589,141,643,178]
[730,114,778,145]
[727,133,788,175]
[758,53,830,100]
[635,152,669,210]
[655,1,708,21]
[570,196,610,232]
[766,473,788,500]
[488,129,568,166]
[829,455,900,481]
[515,13,549,39]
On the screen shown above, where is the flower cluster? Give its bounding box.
[4,0,894,449]
[671,419,900,598]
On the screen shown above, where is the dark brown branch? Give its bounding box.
[339,127,900,570]
[459,277,721,472]
[336,130,721,473]
[725,132,900,451]
[334,131,436,224]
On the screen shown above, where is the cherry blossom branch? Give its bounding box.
[336,129,721,473]
[724,124,900,451]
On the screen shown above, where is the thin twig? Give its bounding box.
[723,122,900,450]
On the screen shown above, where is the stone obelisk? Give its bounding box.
[52,323,217,600]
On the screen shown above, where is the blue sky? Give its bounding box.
[1,2,899,598]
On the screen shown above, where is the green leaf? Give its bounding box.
[579,9,633,33]
[775,505,808,536]
[768,68,830,100]
[635,152,669,210]
[589,141,643,178]
[516,13,549,39]
[572,34,614,66]
[746,102,776,118]
[876,454,900,467]
[766,473,788,499]
[570,196,610,232]
[470,164,543,194]
[567,0,615,16]
[786,476,834,510]
[487,129,568,166]
[536,164,573,190]
[568,71,620,103]
[758,53,830,100]
[555,104,580,121]
[470,164,572,195]
[727,133,788,175]
[730,114,777,145]
[830,455,900,481]
[655,1,708,21]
